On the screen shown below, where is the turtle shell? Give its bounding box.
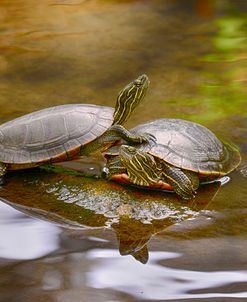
[0,104,114,168]
[129,118,241,176]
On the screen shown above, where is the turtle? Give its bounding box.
[103,118,241,199]
[0,74,155,180]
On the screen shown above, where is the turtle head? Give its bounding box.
[119,145,158,186]
[102,154,126,180]
[102,145,147,183]
[119,145,151,171]
[113,74,150,125]
[119,145,139,163]
[103,145,159,187]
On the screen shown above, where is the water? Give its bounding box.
[0,0,247,301]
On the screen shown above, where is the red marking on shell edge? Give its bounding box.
[111,174,174,191]
[66,146,81,159]
[49,147,81,163]
[50,153,69,163]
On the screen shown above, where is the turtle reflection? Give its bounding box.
[0,168,224,263]
[112,217,174,264]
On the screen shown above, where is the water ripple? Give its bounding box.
[87,249,247,300]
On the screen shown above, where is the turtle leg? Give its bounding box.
[160,163,199,200]
[80,125,156,155]
[107,125,156,144]
[0,162,7,184]
[184,170,200,191]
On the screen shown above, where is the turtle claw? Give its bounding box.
[187,190,197,200]
[0,177,6,185]
[176,187,197,200]
[138,132,157,145]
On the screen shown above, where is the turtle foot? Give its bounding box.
[137,132,156,145]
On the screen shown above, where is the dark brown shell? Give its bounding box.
[0,104,114,166]
[130,119,241,176]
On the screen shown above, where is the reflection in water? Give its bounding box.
[0,193,186,264]
[0,201,60,260]
[0,0,247,301]
[87,249,247,300]
[0,167,240,264]
[112,218,153,264]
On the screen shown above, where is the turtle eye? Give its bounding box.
[120,145,137,157]
[134,79,142,87]
[126,146,136,153]
[102,167,109,179]
[127,146,137,154]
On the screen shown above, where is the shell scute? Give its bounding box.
[0,104,114,164]
[131,118,241,175]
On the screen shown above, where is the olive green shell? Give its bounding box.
[0,104,114,167]
[128,119,240,176]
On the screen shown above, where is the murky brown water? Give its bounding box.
[0,0,247,301]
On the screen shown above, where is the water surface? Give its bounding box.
[0,1,247,301]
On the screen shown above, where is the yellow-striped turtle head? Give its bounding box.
[113,74,150,126]
[119,145,159,186]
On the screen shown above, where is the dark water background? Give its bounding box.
[0,0,247,301]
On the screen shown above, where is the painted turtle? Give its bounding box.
[0,74,154,179]
[103,118,241,199]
